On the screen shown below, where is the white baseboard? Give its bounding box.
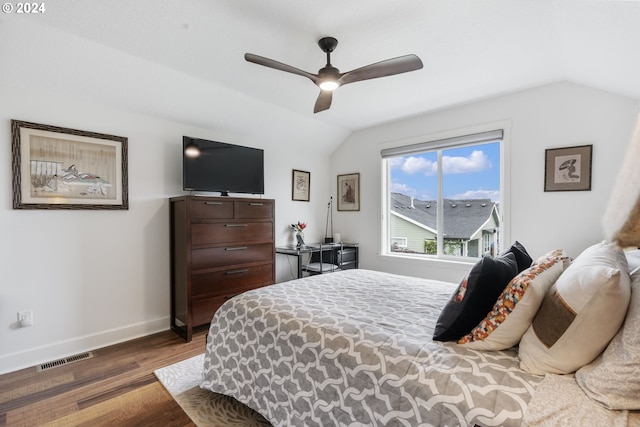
[0,317,170,375]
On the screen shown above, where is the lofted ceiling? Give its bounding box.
[21,0,640,134]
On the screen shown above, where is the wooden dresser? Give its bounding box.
[170,195,275,341]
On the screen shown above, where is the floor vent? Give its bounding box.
[37,351,95,372]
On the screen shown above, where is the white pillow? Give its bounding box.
[626,249,640,275]
[519,242,631,375]
[575,270,640,409]
[458,249,564,350]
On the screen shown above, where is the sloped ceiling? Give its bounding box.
[14,0,640,140]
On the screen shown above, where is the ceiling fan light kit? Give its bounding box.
[245,36,423,113]
[318,80,339,91]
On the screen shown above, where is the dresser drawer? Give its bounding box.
[191,283,268,327]
[192,295,227,326]
[191,243,273,270]
[189,199,234,219]
[191,222,273,245]
[191,264,273,297]
[236,201,273,219]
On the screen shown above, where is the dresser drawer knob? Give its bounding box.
[225,246,248,251]
[249,203,264,206]
[225,224,248,227]
[204,202,223,205]
[225,269,248,275]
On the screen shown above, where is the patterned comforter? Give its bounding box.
[201,269,543,426]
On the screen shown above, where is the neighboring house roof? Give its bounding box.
[390,193,498,239]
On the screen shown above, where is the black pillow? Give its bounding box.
[502,241,533,272]
[433,252,519,342]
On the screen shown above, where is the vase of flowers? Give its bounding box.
[291,221,307,247]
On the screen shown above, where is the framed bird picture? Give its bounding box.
[544,144,592,192]
[11,120,128,209]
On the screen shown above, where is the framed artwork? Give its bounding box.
[337,173,360,211]
[544,144,592,192]
[292,169,310,201]
[11,120,129,209]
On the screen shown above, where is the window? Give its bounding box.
[382,130,503,259]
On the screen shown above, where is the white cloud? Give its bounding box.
[388,157,404,168]
[449,189,500,202]
[393,150,491,176]
[443,150,491,174]
[390,182,416,196]
[398,156,437,175]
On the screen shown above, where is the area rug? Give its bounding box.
[154,354,271,427]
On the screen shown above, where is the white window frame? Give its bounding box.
[379,122,511,264]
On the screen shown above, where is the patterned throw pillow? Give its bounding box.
[458,249,565,350]
[519,242,631,375]
[433,241,532,342]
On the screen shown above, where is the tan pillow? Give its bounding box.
[458,249,564,350]
[519,242,631,375]
[575,270,640,410]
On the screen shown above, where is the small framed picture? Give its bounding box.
[11,120,128,209]
[292,169,310,201]
[544,145,592,192]
[337,173,360,211]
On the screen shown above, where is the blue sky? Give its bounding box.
[389,142,500,202]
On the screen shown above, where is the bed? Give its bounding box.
[201,247,640,426]
[198,261,631,426]
[202,268,540,426]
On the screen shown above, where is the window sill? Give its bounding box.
[380,252,476,266]
[375,252,474,283]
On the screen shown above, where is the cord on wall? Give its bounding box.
[324,197,334,243]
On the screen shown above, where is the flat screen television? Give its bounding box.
[183,136,264,196]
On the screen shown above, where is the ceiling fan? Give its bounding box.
[245,37,424,113]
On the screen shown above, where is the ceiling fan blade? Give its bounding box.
[314,90,333,113]
[245,53,319,84]
[339,54,423,85]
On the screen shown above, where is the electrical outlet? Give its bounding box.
[18,310,33,327]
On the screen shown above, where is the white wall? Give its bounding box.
[0,82,338,374]
[331,82,639,283]
[0,16,349,373]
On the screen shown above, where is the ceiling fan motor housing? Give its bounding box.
[318,37,338,53]
[319,65,340,79]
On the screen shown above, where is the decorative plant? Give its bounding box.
[291,221,307,233]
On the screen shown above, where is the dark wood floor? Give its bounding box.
[0,327,209,426]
